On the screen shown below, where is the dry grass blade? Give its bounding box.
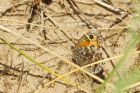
[43,50,140,88]
[35,50,140,93]
[123,82,140,91]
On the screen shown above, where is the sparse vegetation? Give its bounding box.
[0,0,140,93]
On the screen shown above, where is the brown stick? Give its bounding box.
[110,12,129,28]
[91,0,125,14]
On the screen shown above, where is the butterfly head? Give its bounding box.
[87,33,99,48]
[78,31,99,48]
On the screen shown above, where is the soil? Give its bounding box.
[0,0,139,93]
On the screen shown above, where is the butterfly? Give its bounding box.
[77,34,99,48]
[73,30,100,52]
[72,30,103,75]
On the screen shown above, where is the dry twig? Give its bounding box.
[92,0,125,14]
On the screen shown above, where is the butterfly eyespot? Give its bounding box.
[89,35,93,39]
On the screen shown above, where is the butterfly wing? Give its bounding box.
[77,34,99,48]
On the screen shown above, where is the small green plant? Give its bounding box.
[97,1,140,93]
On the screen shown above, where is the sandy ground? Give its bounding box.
[0,0,139,93]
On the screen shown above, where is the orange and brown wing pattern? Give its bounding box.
[76,34,99,49]
[78,40,90,48]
